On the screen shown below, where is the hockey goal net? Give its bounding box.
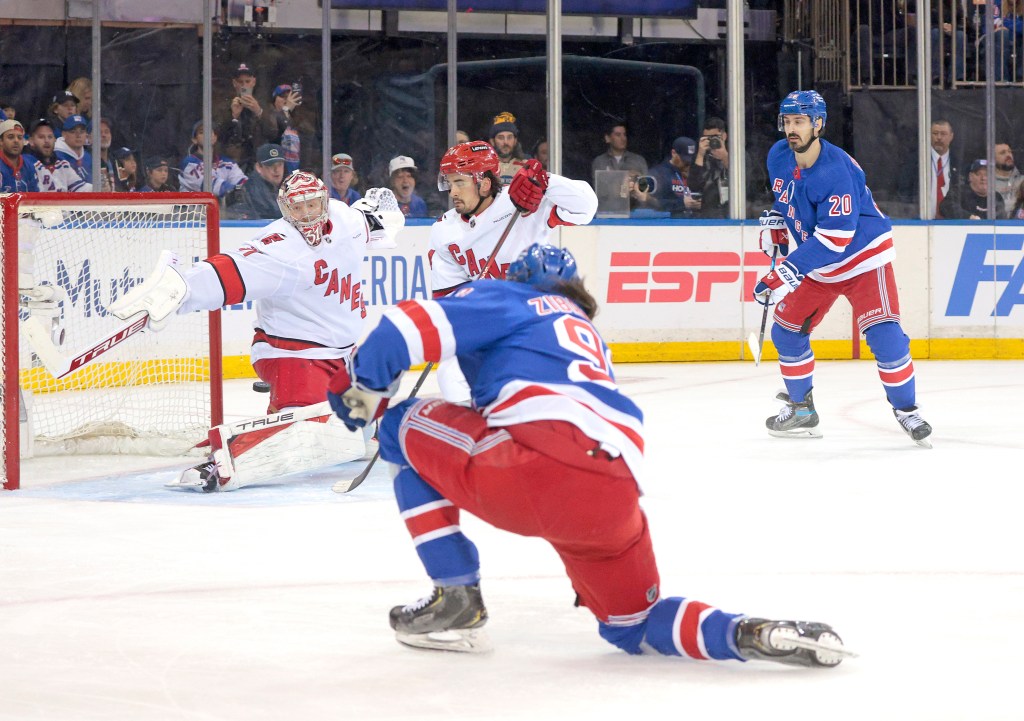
[2,193,223,490]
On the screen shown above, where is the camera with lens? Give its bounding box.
[706,136,723,150]
[634,175,656,194]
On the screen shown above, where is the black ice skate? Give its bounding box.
[735,617,854,668]
[893,406,933,448]
[766,390,822,438]
[389,584,491,653]
[165,459,220,492]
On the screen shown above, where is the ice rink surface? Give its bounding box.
[2,359,1022,721]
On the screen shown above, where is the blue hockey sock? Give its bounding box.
[598,597,743,661]
[771,324,814,403]
[865,321,916,409]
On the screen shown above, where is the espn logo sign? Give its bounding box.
[606,251,771,303]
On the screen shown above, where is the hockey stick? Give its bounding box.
[23,311,151,380]
[332,207,525,494]
[747,246,779,367]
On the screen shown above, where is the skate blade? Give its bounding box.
[396,628,493,654]
[769,628,857,665]
[913,436,933,449]
[767,427,823,439]
[164,476,210,492]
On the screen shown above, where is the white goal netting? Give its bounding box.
[2,195,221,487]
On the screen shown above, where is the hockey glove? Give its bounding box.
[107,250,187,332]
[508,159,548,215]
[753,260,803,307]
[327,357,396,432]
[352,188,405,249]
[758,209,789,257]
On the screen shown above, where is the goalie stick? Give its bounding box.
[747,246,779,367]
[332,207,525,494]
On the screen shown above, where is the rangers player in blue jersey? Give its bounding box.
[327,243,851,667]
[754,90,932,447]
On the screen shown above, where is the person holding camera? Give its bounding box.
[592,122,656,211]
[265,83,303,174]
[689,117,730,218]
[218,62,267,173]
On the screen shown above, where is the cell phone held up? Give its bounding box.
[238,86,252,97]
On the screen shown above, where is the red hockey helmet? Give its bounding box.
[437,141,500,191]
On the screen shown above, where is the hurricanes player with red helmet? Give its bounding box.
[430,140,598,401]
[110,170,407,491]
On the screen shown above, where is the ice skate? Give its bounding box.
[893,406,932,448]
[389,584,491,653]
[766,390,822,438]
[165,459,220,492]
[735,617,854,668]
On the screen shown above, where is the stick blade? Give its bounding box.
[332,450,379,493]
[747,331,762,366]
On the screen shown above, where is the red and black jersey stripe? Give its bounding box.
[205,254,247,305]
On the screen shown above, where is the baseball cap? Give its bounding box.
[969,159,989,173]
[112,146,135,161]
[144,155,170,171]
[233,63,255,78]
[489,111,519,138]
[331,152,355,171]
[28,117,52,134]
[62,114,88,131]
[52,90,79,106]
[389,155,417,175]
[257,143,285,164]
[0,118,24,136]
[272,84,292,98]
[672,136,697,162]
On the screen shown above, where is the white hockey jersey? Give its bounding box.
[428,173,598,295]
[179,198,384,362]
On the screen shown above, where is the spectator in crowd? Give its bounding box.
[489,111,526,185]
[66,77,93,119]
[994,142,1023,215]
[25,118,74,192]
[853,0,916,84]
[689,116,730,218]
[219,62,266,172]
[54,114,92,192]
[930,119,958,219]
[456,129,470,144]
[230,143,286,219]
[591,121,648,177]
[531,137,549,170]
[1,101,15,120]
[140,156,174,193]
[1011,178,1024,219]
[179,121,247,199]
[980,0,1023,82]
[46,91,79,139]
[912,0,967,83]
[650,136,702,219]
[940,159,1006,219]
[328,152,361,205]
[97,118,115,191]
[0,119,40,193]
[264,83,302,174]
[387,155,428,217]
[111,147,140,192]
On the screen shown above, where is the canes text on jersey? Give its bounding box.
[314,259,366,316]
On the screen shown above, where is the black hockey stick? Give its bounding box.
[332,207,524,494]
[747,246,779,367]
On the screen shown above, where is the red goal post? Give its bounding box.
[2,192,223,490]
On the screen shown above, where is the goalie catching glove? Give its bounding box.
[753,260,803,307]
[758,209,789,257]
[508,159,548,215]
[352,187,406,249]
[107,250,188,332]
[327,357,401,432]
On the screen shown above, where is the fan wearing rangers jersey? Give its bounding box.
[429,141,597,401]
[109,171,406,491]
[754,90,932,447]
[326,243,849,666]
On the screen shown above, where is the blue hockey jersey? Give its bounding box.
[767,138,894,283]
[353,280,646,479]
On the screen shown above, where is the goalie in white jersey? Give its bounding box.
[429,141,598,401]
[109,171,406,491]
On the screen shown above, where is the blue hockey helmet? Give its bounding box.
[777,90,827,132]
[506,243,578,289]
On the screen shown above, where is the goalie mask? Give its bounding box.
[437,141,500,191]
[278,171,330,247]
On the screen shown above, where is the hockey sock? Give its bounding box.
[771,324,814,403]
[865,321,916,409]
[393,464,481,586]
[598,597,743,660]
